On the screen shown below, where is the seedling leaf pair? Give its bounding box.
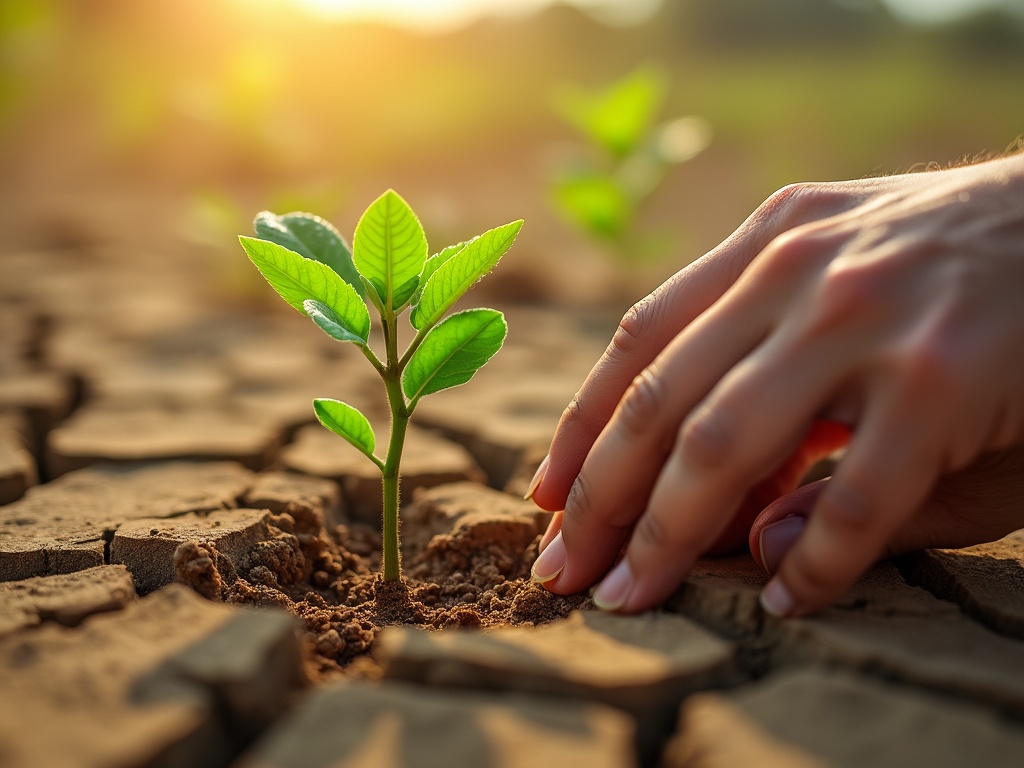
[254,211,364,297]
[410,219,522,330]
[239,236,370,343]
[411,240,468,306]
[403,308,506,405]
[239,190,522,582]
[353,190,427,311]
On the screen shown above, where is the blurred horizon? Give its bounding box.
[222,0,1024,30]
[2,0,1022,308]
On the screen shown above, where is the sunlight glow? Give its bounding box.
[254,0,663,31]
[237,0,1016,32]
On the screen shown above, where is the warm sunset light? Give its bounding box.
[238,0,1019,29]
[4,0,1024,762]
[231,0,1019,33]
[290,0,495,27]
[241,0,663,30]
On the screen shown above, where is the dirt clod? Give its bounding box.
[173,541,224,600]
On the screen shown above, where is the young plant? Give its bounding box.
[549,66,712,262]
[239,191,522,581]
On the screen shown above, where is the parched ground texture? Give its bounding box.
[4,225,1024,768]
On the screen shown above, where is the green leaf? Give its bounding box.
[352,190,427,311]
[303,300,365,344]
[552,173,631,242]
[239,236,370,343]
[403,309,507,403]
[254,211,364,297]
[395,275,420,310]
[411,239,470,306]
[313,398,377,461]
[555,67,665,159]
[360,275,386,316]
[410,220,523,331]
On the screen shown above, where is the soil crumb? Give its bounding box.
[173,498,589,681]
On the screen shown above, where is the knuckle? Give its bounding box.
[633,508,700,554]
[761,182,814,222]
[632,510,673,550]
[817,477,876,532]
[888,323,967,415]
[795,258,884,341]
[760,180,855,228]
[632,510,667,549]
[783,543,849,595]
[897,303,966,393]
[902,334,958,391]
[563,475,594,527]
[617,370,663,437]
[677,407,733,471]
[559,395,585,433]
[609,295,655,359]
[819,258,870,300]
[755,218,843,290]
[758,228,820,281]
[818,262,872,324]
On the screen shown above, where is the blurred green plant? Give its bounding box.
[0,0,60,129]
[549,66,711,262]
[239,191,522,582]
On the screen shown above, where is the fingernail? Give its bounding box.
[524,454,550,501]
[593,558,634,612]
[758,516,806,575]
[760,578,797,617]
[538,511,562,553]
[531,530,565,583]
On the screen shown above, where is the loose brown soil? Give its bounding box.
[173,500,589,682]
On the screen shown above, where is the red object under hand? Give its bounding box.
[704,419,851,558]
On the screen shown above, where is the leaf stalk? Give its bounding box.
[380,310,408,581]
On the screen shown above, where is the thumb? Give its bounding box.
[750,448,1024,577]
[749,477,939,575]
[749,480,826,575]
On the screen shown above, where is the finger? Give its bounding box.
[753,445,1024,576]
[709,418,850,557]
[586,315,855,612]
[529,256,746,512]
[749,479,827,573]
[761,391,943,617]
[889,444,1024,549]
[543,272,784,594]
[531,180,896,513]
[538,510,562,552]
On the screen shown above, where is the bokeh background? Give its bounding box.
[2,0,1023,309]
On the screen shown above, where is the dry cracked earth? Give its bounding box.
[4,243,1024,768]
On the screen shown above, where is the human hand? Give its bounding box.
[528,152,1024,617]
[751,444,1024,576]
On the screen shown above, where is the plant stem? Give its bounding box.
[380,311,408,582]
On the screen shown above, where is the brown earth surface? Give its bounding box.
[174,483,590,681]
[4,183,1024,767]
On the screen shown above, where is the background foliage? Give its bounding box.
[2,0,1022,305]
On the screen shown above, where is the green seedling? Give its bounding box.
[239,191,522,581]
[550,66,711,261]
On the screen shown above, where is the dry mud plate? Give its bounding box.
[4,245,1024,767]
